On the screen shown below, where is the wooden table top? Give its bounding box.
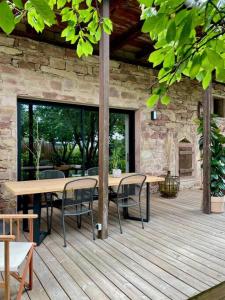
[4,173,165,196]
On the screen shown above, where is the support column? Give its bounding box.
[202,85,212,214]
[98,0,110,239]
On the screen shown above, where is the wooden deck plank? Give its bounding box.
[51,213,167,300]
[32,250,70,300]
[44,231,108,300]
[122,217,225,278]
[4,190,225,300]
[36,243,90,300]
[76,219,192,300]
[109,208,225,280]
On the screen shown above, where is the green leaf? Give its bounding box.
[189,54,201,79]
[103,18,113,34]
[163,50,175,68]
[216,67,225,83]
[138,0,153,6]
[206,48,224,69]
[57,0,67,9]
[179,13,192,46]
[166,20,176,42]
[147,94,159,107]
[161,95,170,105]
[202,71,212,90]
[149,49,164,67]
[13,0,23,9]
[30,0,56,25]
[0,1,15,34]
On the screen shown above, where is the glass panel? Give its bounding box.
[20,104,83,180]
[109,112,129,173]
[83,109,99,173]
[19,101,133,180]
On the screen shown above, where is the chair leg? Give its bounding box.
[62,215,67,247]
[77,215,82,229]
[46,196,50,233]
[76,205,82,229]
[4,241,10,300]
[49,198,53,234]
[28,254,33,290]
[90,210,95,240]
[16,248,33,300]
[139,202,144,229]
[117,204,123,234]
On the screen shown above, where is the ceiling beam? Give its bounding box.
[110,21,143,52]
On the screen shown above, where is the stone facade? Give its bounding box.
[0,33,225,209]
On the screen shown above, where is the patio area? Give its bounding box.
[4,189,225,300]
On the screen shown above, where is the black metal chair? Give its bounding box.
[86,167,99,176]
[61,178,98,247]
[111,174,146,234]
[39,170,65,234]
[86,167,117,202]
[86,167,99,201]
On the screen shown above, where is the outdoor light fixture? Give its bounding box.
[151,111,157,120]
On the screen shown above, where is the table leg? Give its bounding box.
[125,182,150,223]
[146,182,150,222]
[22,196,29,231]
[33,193,49,245]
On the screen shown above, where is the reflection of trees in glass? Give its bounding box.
[20,103,128,175]
[35,106,81,165]
[109,113,126,172]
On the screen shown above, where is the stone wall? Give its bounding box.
[0,33,225,209]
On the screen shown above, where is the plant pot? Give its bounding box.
[112,169,122,178]
[211,196,225,213]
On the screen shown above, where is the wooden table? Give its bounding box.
[4,173,164,244]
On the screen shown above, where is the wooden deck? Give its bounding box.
[4,190,225,300]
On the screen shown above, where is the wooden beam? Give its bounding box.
[98,0,110,239]
[202,85,212,214]
[110,21,143,52]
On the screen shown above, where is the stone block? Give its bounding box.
[18,61,36,70]
[0,35,14,47]
[110,87,120,98]
[50,57,66,70]
[0,46,22,56]
[50,80,62,91]
[41,66,74,79]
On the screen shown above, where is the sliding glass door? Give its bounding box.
[18,100,134,180]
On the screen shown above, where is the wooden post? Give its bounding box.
[202,85,212,214]
[98,0,110,239]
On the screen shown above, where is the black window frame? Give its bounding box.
[17,98,135,181]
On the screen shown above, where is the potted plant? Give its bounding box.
[197,115,225,213]
[111,147,122,178]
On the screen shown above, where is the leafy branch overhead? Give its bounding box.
[0,0,113,57]
[0,0,225,107]
[139,0,225,106]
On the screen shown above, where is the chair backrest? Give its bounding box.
[86,167,99,176]
[117,174,146,199]
[62,178,98,208]
[0,214,37,242]
[39,169,65,179]
[0,214,37,300]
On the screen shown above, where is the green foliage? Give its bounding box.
[0,0,113,57]
[197,115,225,197]
[139,0,225,106]
[0,1,15,34]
